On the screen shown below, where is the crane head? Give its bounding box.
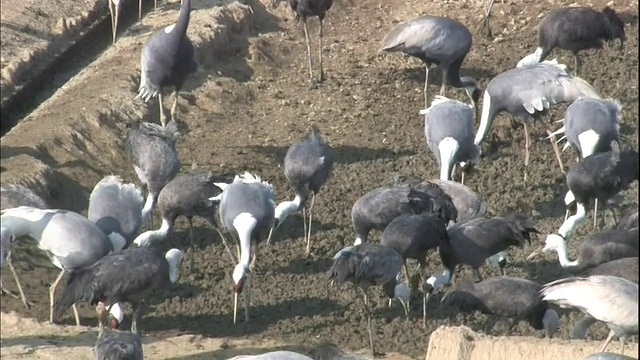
[108,302,124,330]
[232,263,248,294]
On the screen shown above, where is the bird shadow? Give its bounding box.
[243,144,415,165]
[272,256,335,276]
[139,297,343,336]
[396,65,497,90]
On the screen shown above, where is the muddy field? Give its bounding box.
[1,0,638,358]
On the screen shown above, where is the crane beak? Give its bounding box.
[233,292,239,324]
[526,248,542,261]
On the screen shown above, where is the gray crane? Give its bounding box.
[424,213,538,307]
[555,141,638,240]
[541,275,638,354]
[349,184,457,246]
[617,208,638,230]
[380,15,480,108]
[126,120,180,228]
[132,169,236,265]
[93,302,143,360]
[213,172,276,324]
[380,212,448,325]
[441,276,559,336]
[473,60,601,181]
[271,126,334,255]
[527,228,638,272]
[1,206,114,325]
[517,7,625,74]
[136,0,199,126]
[548,98,621,224]
[569,257,639,340]
[53,246,183,334]
[89,175,144,252]
[327,243,411,356]
[289,0,333,83]
[0,183,48,307]
[423,95,480,184]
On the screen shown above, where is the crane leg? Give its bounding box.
[359,288,377,356]
[303,20,314,82]
[158,93,167,127]
[131,302,141,334]
[244,270,252,322]
[473,268,483,282]
[302,206,308,247]
[481,0,495,38]
[523,122,531,182]
[593,199,599,230]
[305,193,316,256]
[155,0,158,10]
[546,129,566,175]
[620,337,626,355]
[108,1,117,44]
[423,65,430,108]
[214,227,237,264]
[72,304,81,326]
[139,0,143,20]
[574,53,581,76]
[600,329,616,353]
[318,18,324,82]
[4,250,31,309]
[170,90,179,123]
[188,217,196,267]
[49,270,66,323]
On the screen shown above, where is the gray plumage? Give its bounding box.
[89,175,144,252]
[473,60,601,179]
[126,121,181,226]
[215,172,276,324]
[327,243,410,355]
[133,170,233,253]
[0,183,48,210]
[136,0,199,126]
[226,352,312,360]
[350,184,458,245]
[380,15,479,108]
[423,96,480,184]
[558,141,638,239]
[517,6,625,74]
[588,257,639,284]
[582,353,637,360]
[273,126,334,254]
[617,208,638,230]
[441,276,559,335]
[53,247,183,333]
[541,275,638,354]
[94,328,143,360]
[289,0,334,82]
[529,229,638,272]
[0,206,114,324]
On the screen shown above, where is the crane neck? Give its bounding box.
[233,213,257,268]
[554,241,579,268]
[174,0,192,37]
[445,57,467,89]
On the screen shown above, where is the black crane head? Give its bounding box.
[602,7,626,47]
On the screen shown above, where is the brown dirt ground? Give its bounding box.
[1,0,638,358]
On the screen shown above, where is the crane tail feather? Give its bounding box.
[52,269,99,319]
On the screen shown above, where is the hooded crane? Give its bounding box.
[289,0,333,83]
[541,275,638,355]
[473,60,601,181]
[569,257,639,340]
[350,184,457,246]
[424,213,538,307]
[0,207,114,325]
[548,98,621,223]
[126,120,181,228]
[555,141,638,240]
[380,15,480,108]
[53,246,184,334]
[527,228,638,272]
[0,183,48,308]
[517,6,625,74]
[327,243,411,356]
[271,126,334,255]
[423,96,480,184]
[441,276,559,336]
[213,172,275,324]
[380,211,448,326]
[93,302,143,360]
[133,169,236,264]
[136,0,199,126]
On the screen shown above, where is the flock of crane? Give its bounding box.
[0,0,639,359]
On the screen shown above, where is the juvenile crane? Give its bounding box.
[541,275,638,354]
[473,60,601,181]
[289,0,334,83]
[441,276,559,336]
[350,183,457,246]
[380,15,480,108]
[1,207,114,325]
[126,121,180,227]
[213,172,275,324]
[527,228,638,273]
[424,214,538,308]
[423,96,480,184]
[517,6,625,74]
[556,141,638,239]
[93,302,143,360]
[137,0,199,126]
[327,243,411,356]
[53,247,184,334]
[271,126,334,255]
